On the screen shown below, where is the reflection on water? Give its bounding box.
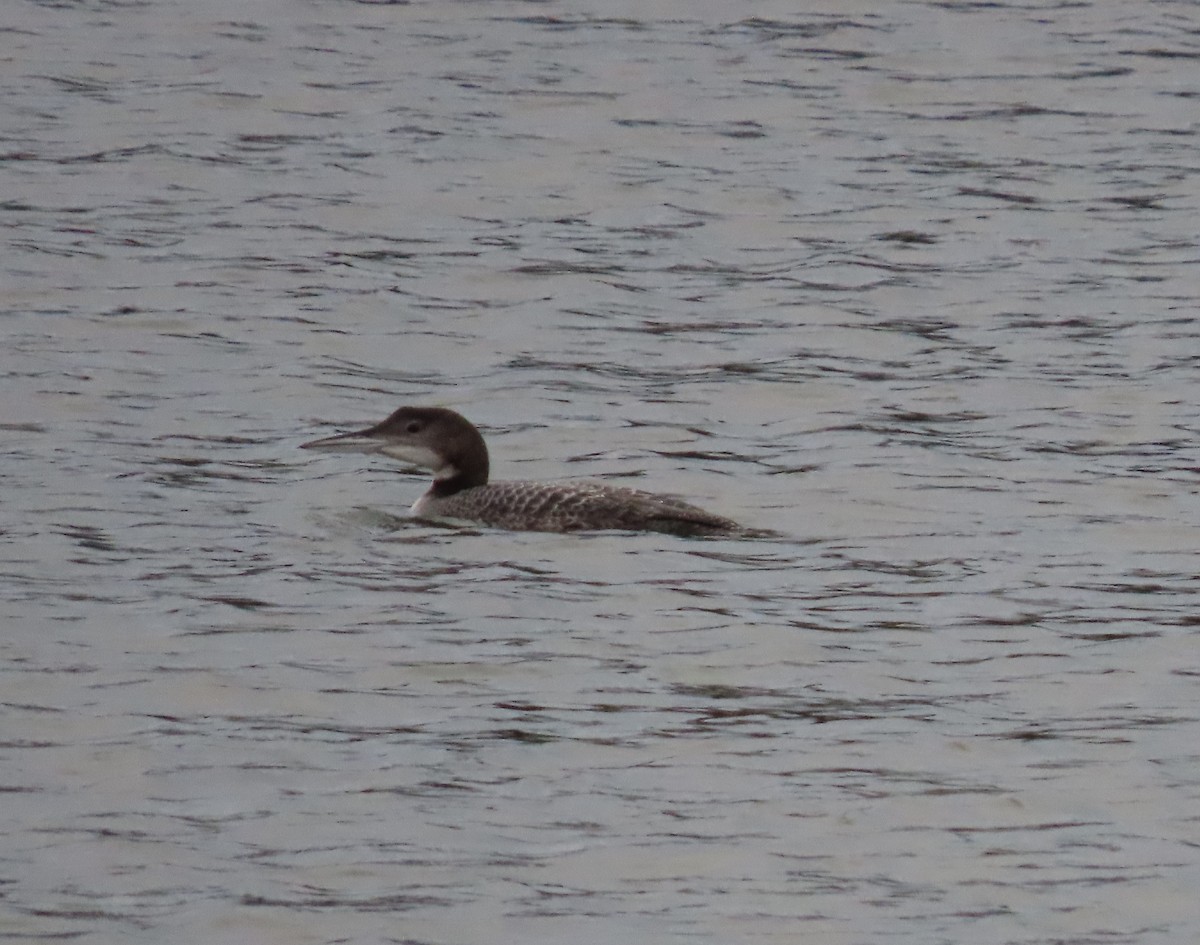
[2,2,1198,943]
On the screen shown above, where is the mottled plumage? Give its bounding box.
[415,478,740,536]
[302,405,746,537]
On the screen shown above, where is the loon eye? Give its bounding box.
[405,420,422,434]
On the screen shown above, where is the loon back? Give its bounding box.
[416,479,743,536]
[301,405,746,536]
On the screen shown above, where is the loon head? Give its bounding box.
[301,406,490,489]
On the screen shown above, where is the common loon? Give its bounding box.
[301,405,746,537]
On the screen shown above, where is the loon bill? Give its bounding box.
[300,405,748,537]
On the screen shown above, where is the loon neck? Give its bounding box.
[427,425,489,495]
[429,466,486,498]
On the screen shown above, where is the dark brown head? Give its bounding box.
[301,406,489,490]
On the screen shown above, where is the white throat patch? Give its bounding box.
[379,443,444,473]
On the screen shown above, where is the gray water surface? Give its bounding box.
[3,2,1198,943]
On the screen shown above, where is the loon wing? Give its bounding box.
[441,480,742,536]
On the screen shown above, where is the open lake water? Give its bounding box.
[2,1,1198,942]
